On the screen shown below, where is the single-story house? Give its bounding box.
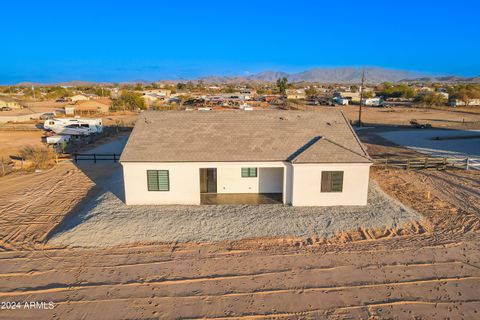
[286,89,306,100]
[120,110,372,206]
[70,94,90,102]
[0,96,23,109]
[75,99,111,114]
[334,91,361,103]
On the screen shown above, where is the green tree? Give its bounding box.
[378,83,415,99]
[224,84,236,93]
[276,77,288,96]
[450,84,480,106]
[418,92,447,107]
[305,86,317,98]
[112,91,146,111]
[362,91,374,99]
[186,81,195,91]
[176,82,187,91]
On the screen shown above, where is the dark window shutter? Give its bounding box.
[158,170,169,191]
[331,171,344,192]
[321,171,343,192]
[147,170,160,191]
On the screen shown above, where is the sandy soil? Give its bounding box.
[336,105,480,129]
[0,164,94,251]
[0,130,45,159]
[1,112,480,318]
[0,161,479,318]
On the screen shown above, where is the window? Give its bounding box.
[241,167,257,177]
[147,170,169,191]
[321,171,344,192]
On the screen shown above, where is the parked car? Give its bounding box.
[0,107,12,111]
[40,112,56,120]
[410,119,432,129]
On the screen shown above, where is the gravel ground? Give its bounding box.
[49,165,424,247]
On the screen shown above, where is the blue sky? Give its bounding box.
[1,0,479,84]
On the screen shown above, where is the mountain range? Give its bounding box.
[199,67,479,84]
[12,67,480,86]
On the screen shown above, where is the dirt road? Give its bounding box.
[1,234,479,319]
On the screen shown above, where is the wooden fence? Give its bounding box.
[373,157,480,170]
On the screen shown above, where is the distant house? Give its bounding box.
[0,96,22,109]
[335,91,361,103]
[141,89,171,105]
[70,94,90,102]
[64,106,76,115]
[85,93,100,100]
[222,93,252,101]
[448,98,480,107]
[75,99,111,114]
[286,89,306,100]
[120,110,372,206]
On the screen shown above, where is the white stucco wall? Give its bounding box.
[122,161,285,205]
[122,161,371,206]
[291,163,371,206]
[122,162,201,205]
[259,167,284,193]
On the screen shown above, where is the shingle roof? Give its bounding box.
[120,110,372,163]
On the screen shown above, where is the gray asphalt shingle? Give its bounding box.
[120,110,371,163]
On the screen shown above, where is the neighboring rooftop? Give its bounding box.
[120,110,371,163]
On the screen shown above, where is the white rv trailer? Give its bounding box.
[46,134,71,145]
[43,118,103,135]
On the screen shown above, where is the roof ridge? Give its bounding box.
[287,136,322,162]
[339,111,372,160]
[319,137,372,162]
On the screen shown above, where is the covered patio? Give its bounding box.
[200,193,283,205]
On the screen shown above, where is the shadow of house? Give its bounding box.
[46,136,129,241]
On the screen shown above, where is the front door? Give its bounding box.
[200,168,217,193]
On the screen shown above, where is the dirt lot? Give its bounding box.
[1,164,479,318]
[334,105,480,129]
[0,109,480,319]
[0,130,45,159]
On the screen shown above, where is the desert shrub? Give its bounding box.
[19,145,56,170]
[0,158,13,176]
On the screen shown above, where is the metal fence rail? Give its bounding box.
[72,153,121,163]
[373,157,480,170]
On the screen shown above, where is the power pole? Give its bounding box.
[358,68,365,127]
[32,85,36,102]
